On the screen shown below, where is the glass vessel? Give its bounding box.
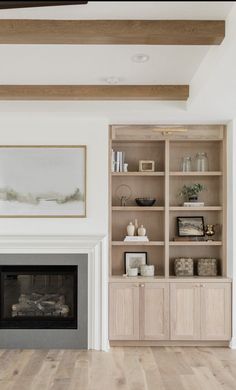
[181,156,192,172]
[195,152,209,172]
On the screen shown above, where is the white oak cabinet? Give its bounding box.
[140,283,169,340]
[109,283,139,340]
[200,283,231,340]
[109,282,169,341]
[170,282,200,340]
[170,282,231,341]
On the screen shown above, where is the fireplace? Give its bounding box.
[0,265,77,329]
[0,235,108,350]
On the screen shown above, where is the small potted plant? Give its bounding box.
[179,183,206,202]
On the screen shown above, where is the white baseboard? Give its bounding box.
[229,338,236,349]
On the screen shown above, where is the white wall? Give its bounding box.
[0,114,109,236]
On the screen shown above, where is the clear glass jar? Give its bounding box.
[195,152,209,172]
[181,156,192,172]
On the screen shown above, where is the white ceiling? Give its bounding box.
[0,1,235,123]
[0,2,233,85]
[0,45,209,85]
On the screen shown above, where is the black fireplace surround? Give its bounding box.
[0,265,78,329]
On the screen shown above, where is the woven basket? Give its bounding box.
[174,258,194,277]
[197,258,217,276]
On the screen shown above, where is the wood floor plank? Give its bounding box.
[180,374,205,390]
[191,366,223,390]
[0,347,235,390]
[152,348,186,390]
[68,351,90,390]
[197,348,236,390]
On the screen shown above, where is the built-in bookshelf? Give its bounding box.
[109,125,227,279]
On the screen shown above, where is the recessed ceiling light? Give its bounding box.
[103,77,121,85]
[132,53,150,63]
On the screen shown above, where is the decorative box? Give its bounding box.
[140,264,155,277]
[197,258,217,276]
[174,258,194,277]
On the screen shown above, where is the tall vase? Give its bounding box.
[127,222,135,236]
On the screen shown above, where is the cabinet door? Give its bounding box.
[200,283,231,340]
[170,283,200,340]
[140,283,169,340]
[109,283,139,340]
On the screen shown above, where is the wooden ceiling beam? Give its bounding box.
[0,85,189,101]
[0,20,225,45]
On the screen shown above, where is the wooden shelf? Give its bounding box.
[112,241,165,246]
[112,172,165,177]
[170,206,222,211]
[112,206,165,211]
[170,171,222,176]
[109,275,231,283]
[169,241,222,246]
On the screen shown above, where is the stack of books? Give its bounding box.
[183,202,204,207]
[124,236,149,242]
[112,150,125,172]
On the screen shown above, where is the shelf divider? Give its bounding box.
[112,172,165,177]
[112,241,165,246]
[169,206,222,211]
[170,171,222,176]
[169,241,222,246]
[112,206,165,211]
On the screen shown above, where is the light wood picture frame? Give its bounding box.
[0,145,86,218]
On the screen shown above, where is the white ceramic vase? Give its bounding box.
[127,222,135,236]
[138,225,146,236]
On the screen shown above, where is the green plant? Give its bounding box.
[178,183,206,201]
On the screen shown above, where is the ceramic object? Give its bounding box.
[135,198,156,207]
[127,222,135,236]
[134,218,139,236]
[123,163,128,172]
[205,224,215,240]
[127,267,138,277]
[140,265,154,277]
[138,225,146,236]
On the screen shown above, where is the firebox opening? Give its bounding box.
[0,265,78,329]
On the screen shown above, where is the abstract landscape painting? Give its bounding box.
[0,146,86,217]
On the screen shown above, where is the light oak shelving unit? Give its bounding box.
[109,125,227,278]
[109,125,231,345]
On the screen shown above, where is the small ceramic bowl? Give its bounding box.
[135,198,156,207]
[127,268,138,277]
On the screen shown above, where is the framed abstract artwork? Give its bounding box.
[0,145,86,217]
[177,216,205,237]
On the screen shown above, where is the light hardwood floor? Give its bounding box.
[0,347,236,390]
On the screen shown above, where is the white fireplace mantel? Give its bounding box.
[0,234,109,351]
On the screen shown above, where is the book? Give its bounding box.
[124,236,149,242]
[114,150,125,172]
[183,202,205,207]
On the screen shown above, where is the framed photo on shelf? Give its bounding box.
[0,145,86,218]
[124,252,147,274]
[177,216,205,237]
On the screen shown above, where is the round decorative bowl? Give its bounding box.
[135,198,156,207]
